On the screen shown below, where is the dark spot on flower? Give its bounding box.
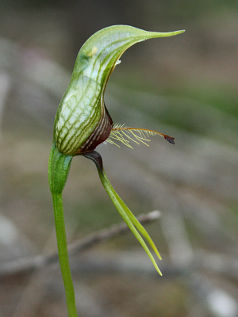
[164,135,175,144]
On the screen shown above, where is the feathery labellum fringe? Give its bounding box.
[107,124,175,148]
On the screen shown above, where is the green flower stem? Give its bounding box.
[52,192,78,317]
[49,144,77,317]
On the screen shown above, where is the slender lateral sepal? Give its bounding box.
[84,151,162,276]
[48,145,77,317]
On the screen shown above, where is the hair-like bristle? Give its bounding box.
[106,124,175,148]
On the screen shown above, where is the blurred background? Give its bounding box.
[0,1,238,316]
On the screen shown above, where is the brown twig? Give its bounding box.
[0,210,161,279]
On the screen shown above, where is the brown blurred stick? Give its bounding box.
[0,210,161,279]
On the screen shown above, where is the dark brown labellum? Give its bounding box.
[76,106,113,154]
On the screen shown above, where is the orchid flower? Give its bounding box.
[48,25,184,317]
